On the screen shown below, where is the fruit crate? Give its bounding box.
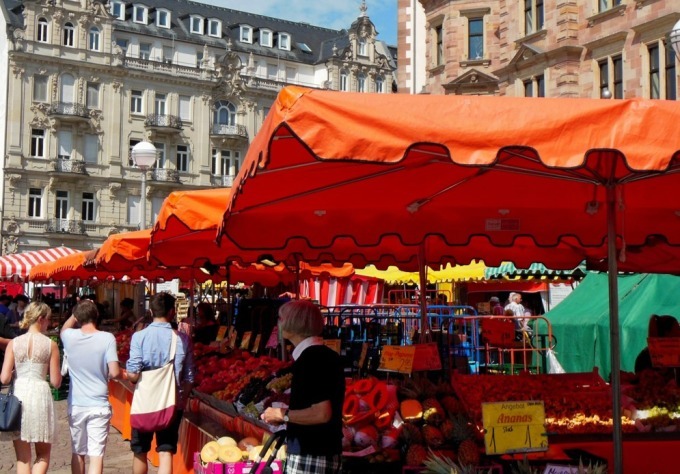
[402,464,502,473]
[193,453,283,474]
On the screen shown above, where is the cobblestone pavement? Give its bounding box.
[0,400,158,474]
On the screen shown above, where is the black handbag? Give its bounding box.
[0,377,22,432]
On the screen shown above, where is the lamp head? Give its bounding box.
[257,254,278,267]
[131,141,157,169]
[671,19,680,62]
[200,261,219,275]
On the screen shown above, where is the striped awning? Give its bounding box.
[0,247,78,281]
[483,262,586,280]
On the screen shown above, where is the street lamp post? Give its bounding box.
[131,141,157,229]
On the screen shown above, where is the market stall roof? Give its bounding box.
[0,246,78,281]
[355,261,486,284]
[483,262,586,280]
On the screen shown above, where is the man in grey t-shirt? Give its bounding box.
[61,300,120,474]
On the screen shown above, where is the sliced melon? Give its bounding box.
[200,441,220,463]
[216,436,238,447]
[218,445,244,463]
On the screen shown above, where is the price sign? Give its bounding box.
[411,343,442,372]
[175,294,189,321]
[323,339,342,354]
[480,319,516,348]
[227,327,237,349]
[252,334,262,354]
[215,326,228,342]
[378,345,416,374]
[265,326,279,349]
[482,400,547,455]
[648,337,680,367]
[357,342,369,371]
[240,331,252,350]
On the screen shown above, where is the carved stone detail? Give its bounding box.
[2,235,19,255]
[7,174,21,190]
[5,217,19,234]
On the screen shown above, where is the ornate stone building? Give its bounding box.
[0,0,396,255]
[398,0,679,99]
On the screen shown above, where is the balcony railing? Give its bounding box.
[151,168,181,183]
[211,124,248,139]
[52,158,87,174]
[47,102,90,118]
[144,114,183,130]
[46,219,86,234]
[211,174,235,187]
[124,57,205,80]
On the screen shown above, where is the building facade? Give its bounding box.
[0,0,396,255]
[398,0,679,99]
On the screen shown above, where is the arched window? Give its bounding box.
[63,22,75,47]
[375,76,384,93]
[89,27,100,51]
[357,73,366,93]
[340,70,349,92]
[37,18,49,43]
[213,100,237,128]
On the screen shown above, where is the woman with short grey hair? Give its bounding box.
[262,300,345,473]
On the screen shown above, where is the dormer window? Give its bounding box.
[358,38,367,56]
[133,5,148,25]
[190,15,204,34]
[260,28,272,47]
[157,9,170,28]
[278,32,290,51]
[111,1,125,20]
[240,25,252,43]
[208,19,221,38]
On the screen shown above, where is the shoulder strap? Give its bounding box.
[168,331,178,362]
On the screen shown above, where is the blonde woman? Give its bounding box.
[0,302,62,474]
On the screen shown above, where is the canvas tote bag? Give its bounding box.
[130,331,178,432]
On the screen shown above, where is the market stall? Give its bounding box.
[217,86,680,472]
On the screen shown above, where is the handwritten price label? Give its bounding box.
[378,345,416,374]
[482,400,547,455]
[648,337,680,368]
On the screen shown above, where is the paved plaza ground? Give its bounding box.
[0,400,158,474]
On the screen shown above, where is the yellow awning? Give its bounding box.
[355,261,486,284]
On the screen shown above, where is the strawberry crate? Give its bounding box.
[403,464,502,473]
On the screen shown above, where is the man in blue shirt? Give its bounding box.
[61,300,120,474]
[126,293,194,474]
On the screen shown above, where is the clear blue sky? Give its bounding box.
[198,0,397,45]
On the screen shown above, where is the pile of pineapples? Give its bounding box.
[398,377,482,469]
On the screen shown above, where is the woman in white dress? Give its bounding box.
[1,302,62,474]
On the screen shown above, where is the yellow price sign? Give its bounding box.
[482,400,547,455]
[215,326,228,342]
[378,345,416,374]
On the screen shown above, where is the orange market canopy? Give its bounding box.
[0,246,78,281]
[218,86,680,472]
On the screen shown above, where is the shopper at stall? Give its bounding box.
[0,302,62,474]
[105,298,135,331]
[635,314,680,382]
[61,299,121,474]
[126,292,195,474]
[193,302,219,345]
[261,300,345,473]
[489,296,503,316]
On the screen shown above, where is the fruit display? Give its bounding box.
[620,370,680,432]
[452,372,638,435]
[114,329,133,363]
[198,435,286,465]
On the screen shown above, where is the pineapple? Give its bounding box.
[450,413,476,446]
[440,419,456,443]
[422,397,445,426]
[400,422,424,445]
[456,439,480,466]
[423,449,478,474]
[440,395,466,415]
[422,425,444,448]
[405,444,429,466]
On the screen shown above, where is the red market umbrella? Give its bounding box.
[218,86,680,473]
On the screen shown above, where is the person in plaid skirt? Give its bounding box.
[262,300,345,473]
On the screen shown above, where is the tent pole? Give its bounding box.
[418,243,429,343]
[607,184,623,474]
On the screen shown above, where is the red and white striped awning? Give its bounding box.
[0,247,79,281]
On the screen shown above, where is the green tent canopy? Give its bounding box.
[545,272,680,380]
